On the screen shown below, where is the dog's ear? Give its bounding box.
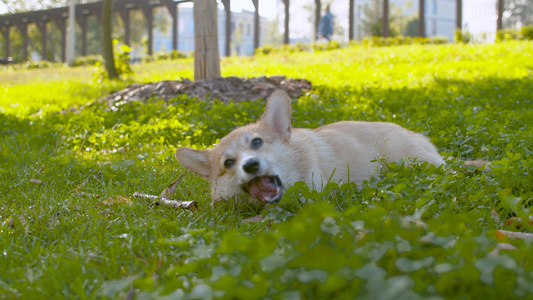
[175,147,212,179]
[260,90,292,139]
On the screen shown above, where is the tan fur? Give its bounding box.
[176,90,448,206]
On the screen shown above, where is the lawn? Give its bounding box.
[1,41,533,299]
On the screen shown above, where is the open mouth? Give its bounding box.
[243,175,283,203]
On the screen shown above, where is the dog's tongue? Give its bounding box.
[248,176,281,203]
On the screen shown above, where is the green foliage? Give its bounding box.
[496,29,521,42]
[455,29,472,44]
[0,60,62,71]
[142,50,189,63]
[1,41,533,298]
[256,42,337,56]
[153,201,533,299]
[521,25,533,40]
[73,54,104,67]
[496,26,533,42]
[255,37,443,56]
[363,35,448,47]
[256,45,274,55]
[94,39,134,81]
[313,40,341,51]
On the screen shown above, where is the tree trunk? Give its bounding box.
[419,0,425,37]
[252,0,260,50]
[456,0,462,31]
[348,0,354,40]
[283,0,290,44]
[193,0,221,80]
[102,0,117,79]
[496,0,503,30]
[382,0,389,37]
[314,0,321,41]
[221,0,231,57]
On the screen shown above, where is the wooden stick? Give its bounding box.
[132,192,198,210]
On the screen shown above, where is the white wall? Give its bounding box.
[463,0,497,42]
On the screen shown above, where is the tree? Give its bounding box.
[193,0,220,80]
[266,15,283,46]
[0,0,66,13]
[504,0,533,28]
[102,0,117,79]
[361,0,393,37]
[360,0,414,38]
[404,16,419,37]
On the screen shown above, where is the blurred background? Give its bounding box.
[0,0,531,63]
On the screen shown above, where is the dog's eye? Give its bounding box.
[251,138,263,149]
[224,159,235,169]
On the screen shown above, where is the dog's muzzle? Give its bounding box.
[243,175,283,203]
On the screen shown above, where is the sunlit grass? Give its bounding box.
[0,41,532,298]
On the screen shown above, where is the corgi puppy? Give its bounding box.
[175,90,462,206]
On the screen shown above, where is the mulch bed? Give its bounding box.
[99,76,312,107]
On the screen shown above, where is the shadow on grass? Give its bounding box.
[1,75,531,210]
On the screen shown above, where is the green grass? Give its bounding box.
[1,41,533,299]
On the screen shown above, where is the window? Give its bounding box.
[179,19,185,34]
[432,0,437,14]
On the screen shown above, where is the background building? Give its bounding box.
[277,0,459,42]
[352,0,456,41]
[152,5,270,57]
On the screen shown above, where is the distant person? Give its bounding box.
[318,5,334,41]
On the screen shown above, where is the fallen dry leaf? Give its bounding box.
[1,217,14,228]
[18,214,29,234]
[490,209,500,224]
[160,174,185,199]
[494,230,508,242]
[496,230,533,241]
[72,189,98,199]
[29,179,42,185]
[489,243,518,257]
[504,216,533,228]
[102,196,132,207]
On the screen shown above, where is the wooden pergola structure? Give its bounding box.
[0,0,195,61]
[0,0,264,61]
[0,0,507,62]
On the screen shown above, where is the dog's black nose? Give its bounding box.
[243,159,260,174]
